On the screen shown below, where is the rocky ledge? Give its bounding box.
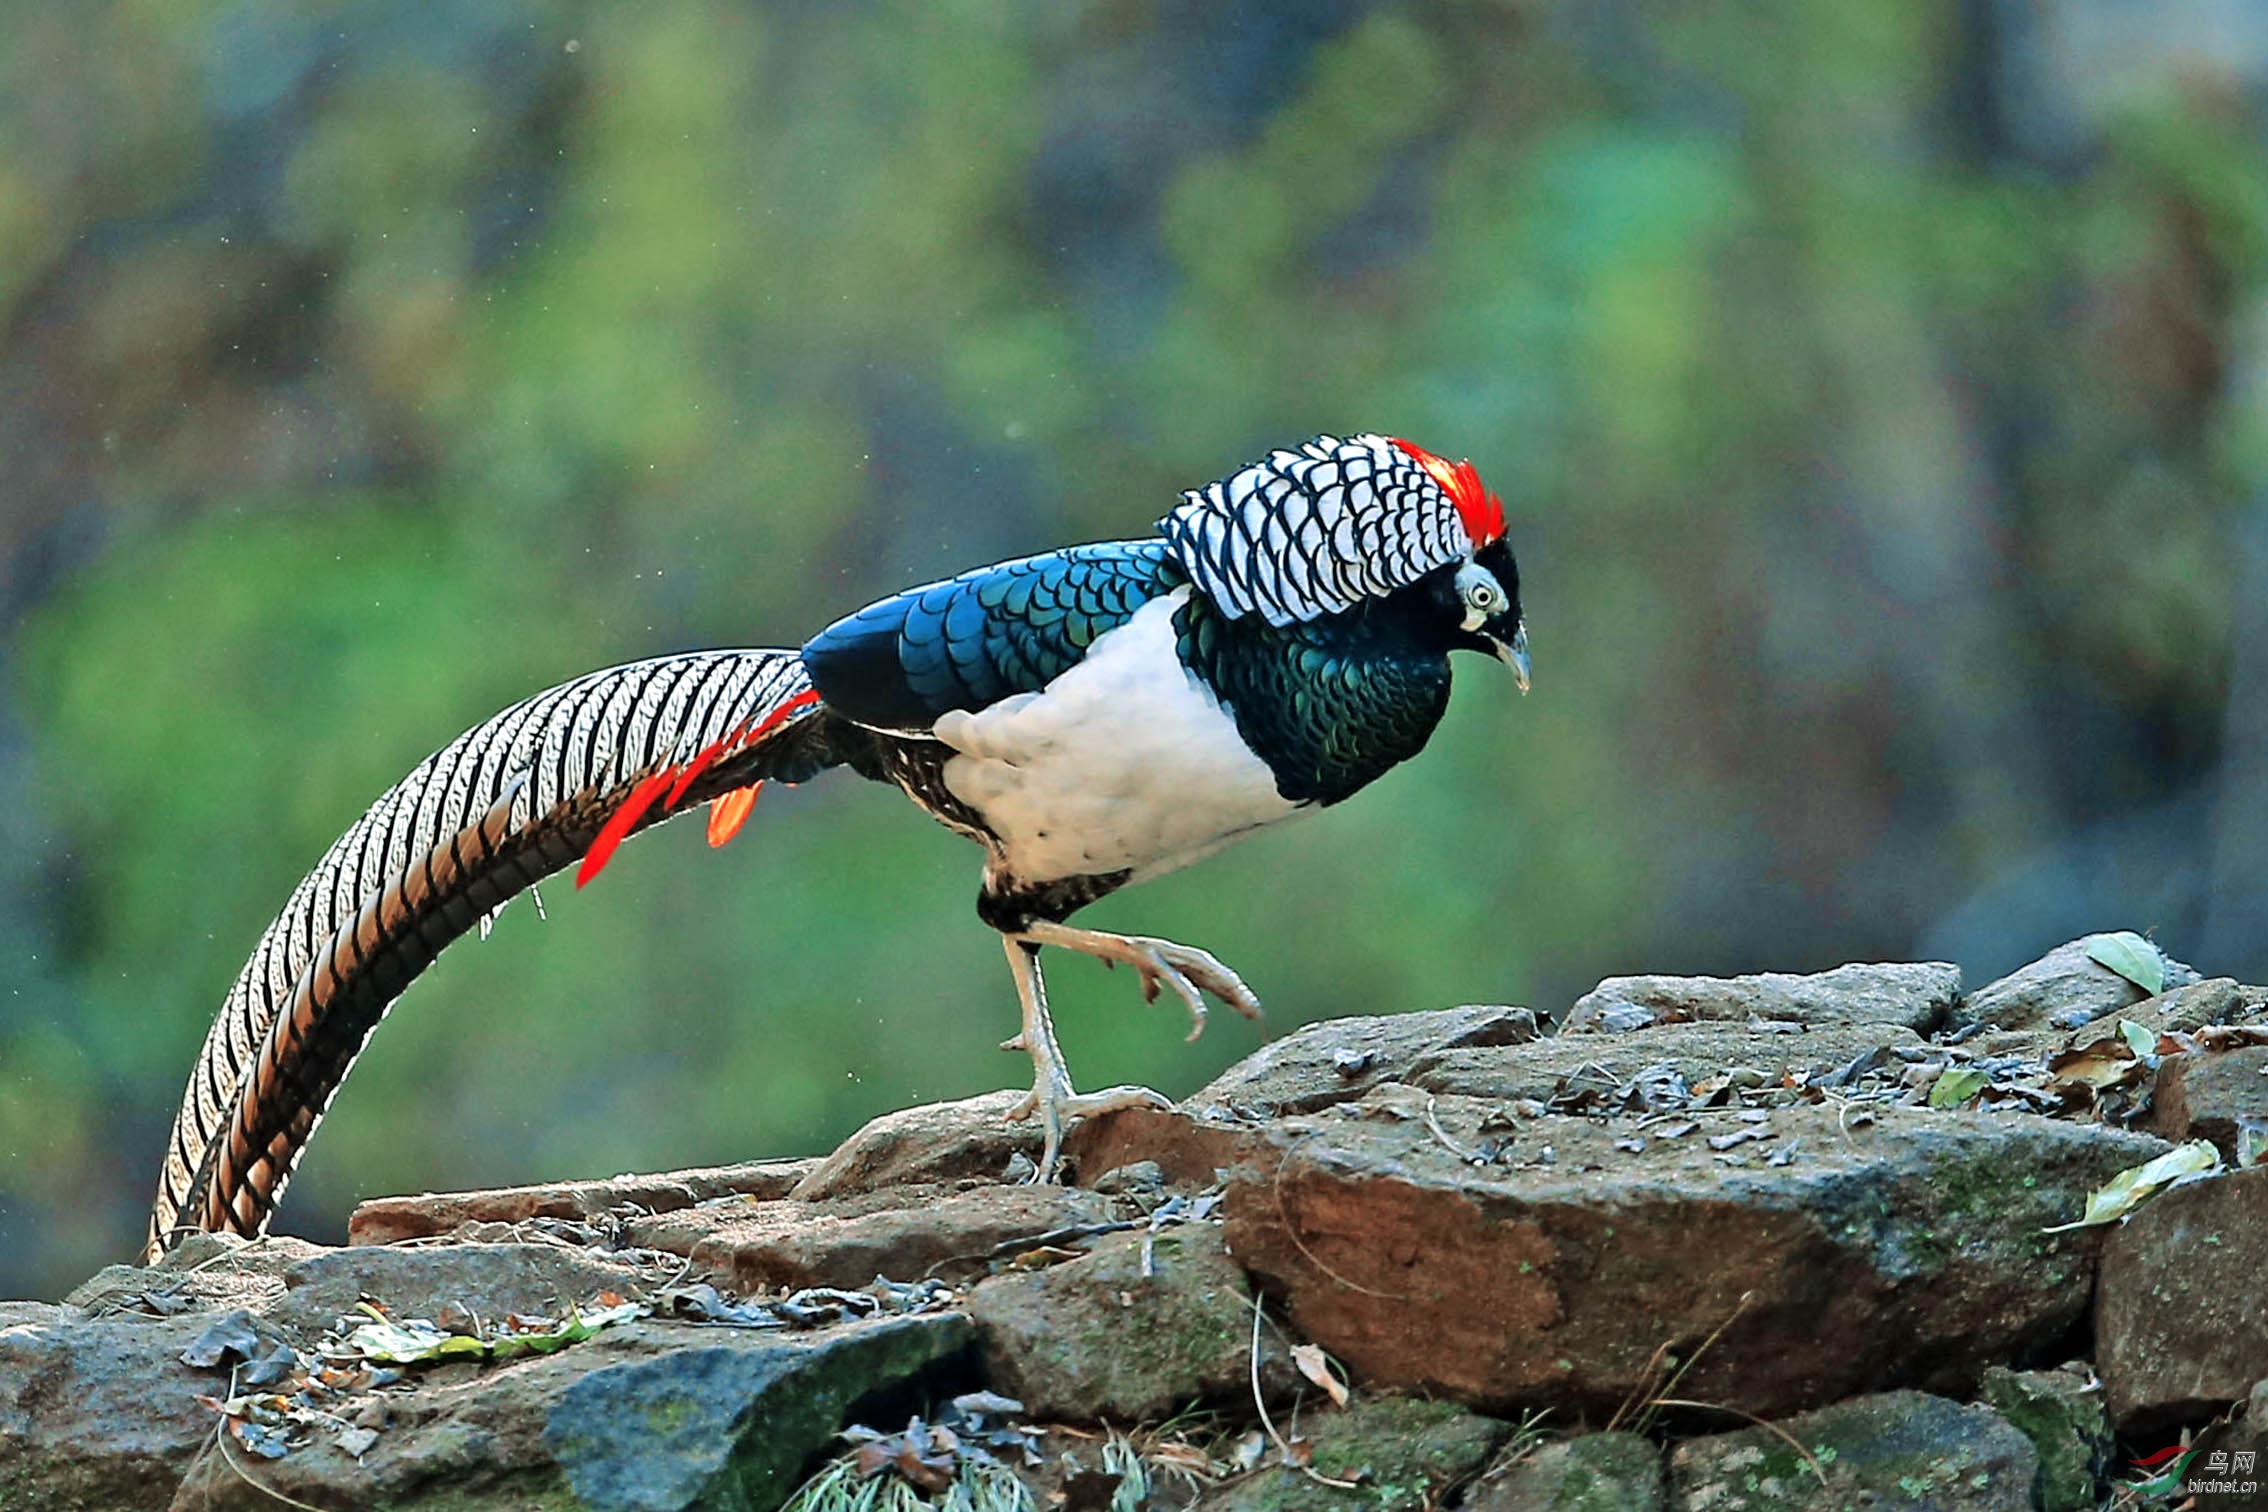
[8,933,2268,1511]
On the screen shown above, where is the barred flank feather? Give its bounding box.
[147,649,824,1259]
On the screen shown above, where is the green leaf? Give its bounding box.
[344,1301,643,1364]
[2117,1019,2158,1060]
[1928,1066,1990,1108]
[2042,1140,2220,1232]
[2085,932,2165,995]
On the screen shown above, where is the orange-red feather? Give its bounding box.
[1389,437,1505,548]
[574,686,820,888]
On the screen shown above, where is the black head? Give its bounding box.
[1434,535,1528,688]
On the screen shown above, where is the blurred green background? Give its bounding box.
[5,0,2268,1298]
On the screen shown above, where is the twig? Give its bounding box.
[1421,1097,1478,1162]
[1268,1142,1409,1300]
[1647,1399,1829,1484]
[1246,1292,1361,1491]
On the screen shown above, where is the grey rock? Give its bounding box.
[65,1233,323,1320]
[2098,1166,2268,1430]
[1977,1365,2110,1512]
[967,1222,1290,1421]
[1194,1395,1511,1511]
[0,1302,240,1511]
[791,1089,1041,1200]
[1669,1391,2037,1510]
[1465,1432,1664,1511]
[1956,937,2200,1031]
[265,1241,663,1340]
[1564,962,1959,1034]
[1187,1005,1541,1118]
[169,1313,971,1511]
[545,1313,971,1511]
[1400,1020,1928,1106]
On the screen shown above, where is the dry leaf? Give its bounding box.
[1290,1343,1349,1407]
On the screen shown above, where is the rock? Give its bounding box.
[642,1182,1132,1291]
[1393,1020,1929,1107]
[544,1313,972,1512]
[168,1311,972,1511]
[0,1302,232,1512]
[65,1233,325,1319]
[1565,962,1959,1034]
[1465,1431,1665,1511]
[967,1222,1291,1421]
[1668,1391,2038,1510]
[1194,1395,1511,1510]
[1206,1088,2161,1417]
[348,1157,817,1246]
[1976,1365,2110,1512]
[1184,1005,1542,1120]
[791,1090,1041,1200]
[1956,937,2200,1032]
[264,1241,666,1339]
[2097,1166,2268,1430]
[2151,1046,2268,1159]
[2137,977,2268,1033]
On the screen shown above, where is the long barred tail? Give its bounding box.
[147,648,831,1260]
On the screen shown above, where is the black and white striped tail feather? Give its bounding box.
[148,647,819,1259]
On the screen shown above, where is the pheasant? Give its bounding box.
[146,433,1527,1259]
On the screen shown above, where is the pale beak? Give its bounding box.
[1494,622,1531,693]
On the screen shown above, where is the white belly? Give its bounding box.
[932,589,1308,884]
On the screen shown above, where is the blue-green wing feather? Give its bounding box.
[801,541,1184,730]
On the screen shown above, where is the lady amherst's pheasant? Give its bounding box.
[148,433,1528,1257]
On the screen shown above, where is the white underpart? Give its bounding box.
[933,588,1308,885]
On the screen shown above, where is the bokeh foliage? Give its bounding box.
[3,0,2267,1296]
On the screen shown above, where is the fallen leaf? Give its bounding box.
[2085,932,2165,995]
[1290,1343,1349,1407]
[2047,1039,2142,1092]
[1929,1067,1990,1108]
[2043,1140,2221,1232]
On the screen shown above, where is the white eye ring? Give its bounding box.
[1454,562,1505,630]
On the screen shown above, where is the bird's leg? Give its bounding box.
[999,938,1169,1181]
[1011,919,1263,1043]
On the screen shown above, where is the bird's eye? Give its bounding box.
[1452,563,1506,631]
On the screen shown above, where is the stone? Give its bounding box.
[264,1241,666,1339]
[1209,1088,2161,1417]
[544,1313,972,1512]
[65,1233,325,1320]
[2151,1046,2268,1159]
[2138,978,2268,1033]
[791,1090,1041,1200]
[967,1222,1291,1421]
[1194,1395,1511,1511]
[1395,1021,1928,1106]
[1183,1005,1542,1120]
[168,1311,971,1512]
[1955,937,2200,1032]
[1668,1391,2037,1510]
[1977,1365,2110,1512]
[347,1158,816,1246]
[0,1303,233,1511]
[1464,1432,1665,1511]
[649,1182,1132,1292]
[2097,1166,2268,1430]
[1565,962,1959,1034]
